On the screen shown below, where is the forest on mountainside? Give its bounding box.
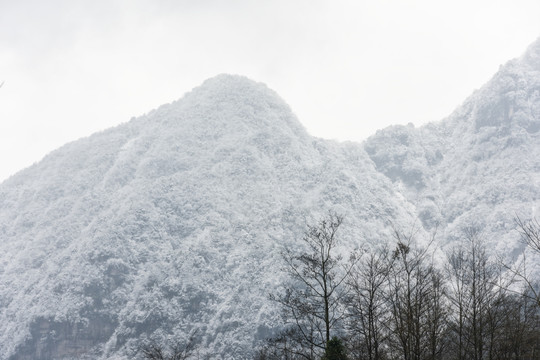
[142,214,540,360]
[1,37,539,359]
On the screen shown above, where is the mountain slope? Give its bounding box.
[0,75,415,359]
[1,37,539,360]
[365,36,540,253]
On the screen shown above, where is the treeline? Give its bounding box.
[256,214,540,360]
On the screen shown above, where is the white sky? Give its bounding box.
[1,0,540,183]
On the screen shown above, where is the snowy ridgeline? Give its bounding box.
[0,38,539,359]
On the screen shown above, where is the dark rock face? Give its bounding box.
[11,316,117,360]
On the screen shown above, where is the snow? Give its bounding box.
[0,36,539,359]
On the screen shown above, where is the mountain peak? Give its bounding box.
[184,73,284,107]
[442,36,540,133]
[2,41,540,359]
[199,73,264,90]
[155,74,309,143]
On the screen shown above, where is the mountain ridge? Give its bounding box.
[1,40,540,359]
[364,36,540,254]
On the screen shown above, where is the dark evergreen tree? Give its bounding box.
[322,337,348,360]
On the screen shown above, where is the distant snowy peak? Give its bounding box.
[149,74,309,140]
[363,37,540,236]
[1,37,540,359]
[460,36,540,133]
[121,74,315,182]
[422,41,540,141]
[0,75,311,204]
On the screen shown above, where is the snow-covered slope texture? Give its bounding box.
[1,36,539,360]
[365,36,540,256]
[0,75,416,359]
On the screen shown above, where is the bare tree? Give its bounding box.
[491,290,540,360]
[140,334,198,360]
[516,217,540,255]
[255,327,316,360]
[425,267,449,360]
[386,229,448,360]
[445,228,509,360]
[446,245,470,360]
[346,245,393,360]
[271,213,355,358]
[511,216,540,307]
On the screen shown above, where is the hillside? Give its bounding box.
[0,37,539,359]
[365,37,540,253]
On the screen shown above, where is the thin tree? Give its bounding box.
[446,246,470,360]
[510,216,540,307]
[516,217,540,255]
[140,334,198,360]
[386,228,447,360]
[445,227,506,360]
[346,245,393,360]
[271,213,355,358]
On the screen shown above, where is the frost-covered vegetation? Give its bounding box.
[0,37,539,359]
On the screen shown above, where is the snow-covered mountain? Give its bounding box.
[366,37,540,253]
[1,37,539,359]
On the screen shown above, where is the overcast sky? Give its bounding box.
[1,0,540,182]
